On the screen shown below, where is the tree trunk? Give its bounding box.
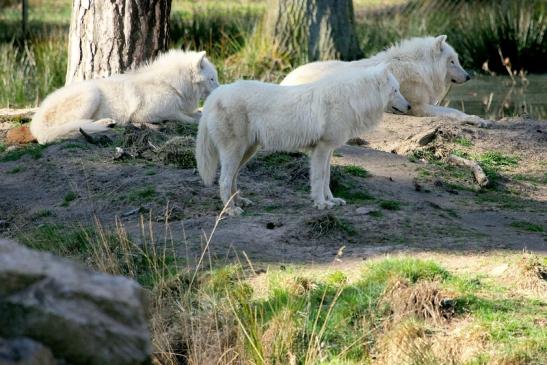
[264,0,362,63]
[66,0,171,84]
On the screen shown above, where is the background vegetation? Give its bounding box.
[0,0,545,107]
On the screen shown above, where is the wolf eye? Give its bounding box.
[450,60,455,64]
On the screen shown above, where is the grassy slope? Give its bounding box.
[17,220,547,364]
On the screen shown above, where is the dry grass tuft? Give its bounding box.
[375,318,489,365]
[120,124,196,168]
[515,254,547,299]
[261,308,299,364]
[374,319,439,365]
[285,275,318,296]
[381,277,455,324]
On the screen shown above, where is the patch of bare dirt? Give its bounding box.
[0,112,545,263]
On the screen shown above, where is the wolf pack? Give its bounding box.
[15,35,491,216]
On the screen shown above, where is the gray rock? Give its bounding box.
[0,337,56,365]
[0,239,151,365]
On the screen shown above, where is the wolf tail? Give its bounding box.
[29,84,107,144]
[196,116,218,186]
[30,117,113,145]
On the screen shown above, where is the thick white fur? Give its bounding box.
[282,36,490,127]
[30,50,219,144]
[196,64,409,216]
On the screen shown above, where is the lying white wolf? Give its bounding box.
[282,35,489,127]
[30,50,219,144]
[196,64,410,216]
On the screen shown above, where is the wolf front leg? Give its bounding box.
[417,104,492,128]
[310,144,335,210]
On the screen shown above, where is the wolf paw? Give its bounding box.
[95,118,117,128]
[225,206,244,217]
[463,116,492,128]
[329,197,346,206]
[314,200,335,210]
[237,197,254,207]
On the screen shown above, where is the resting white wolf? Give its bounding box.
[282,35,489,127]
[30,50,219,144]
[196,64,410,216]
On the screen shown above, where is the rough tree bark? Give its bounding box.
[264,0,363,62]
[66,0,171,84]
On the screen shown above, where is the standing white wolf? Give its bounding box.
[29,50,219,144]
[282,35,489,126]
[196,64,410,216]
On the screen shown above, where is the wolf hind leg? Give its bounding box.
[232,144,259,207]
[219,146,248,216]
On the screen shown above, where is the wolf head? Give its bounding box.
[373,64,411,114]
[433,35,470,85]
[192,51,219,98]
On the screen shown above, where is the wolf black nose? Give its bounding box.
[466,74,471,81]
[407,105,411,111]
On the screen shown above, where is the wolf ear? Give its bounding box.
[435,35,447,52]
[196,51,207,69]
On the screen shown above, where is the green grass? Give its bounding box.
[379,199,401,211]
[31,209,53,219]
[478,151,519,169]
[0,143,47,161]
[124,186,157,203]
[455,294,547,361]
[339,165,370,178]
[6,165,24,173]
[455,137,473,147]
[260,152,302,167]
[475,151,520,187]
[368,210,383,218]
[330,166,375,203]
[18,224,93,258]
[61,191,77,207]
[510,220,544,233]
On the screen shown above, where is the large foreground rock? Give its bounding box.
[0,239,151,365]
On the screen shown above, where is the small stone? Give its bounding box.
[356,207,374,215]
